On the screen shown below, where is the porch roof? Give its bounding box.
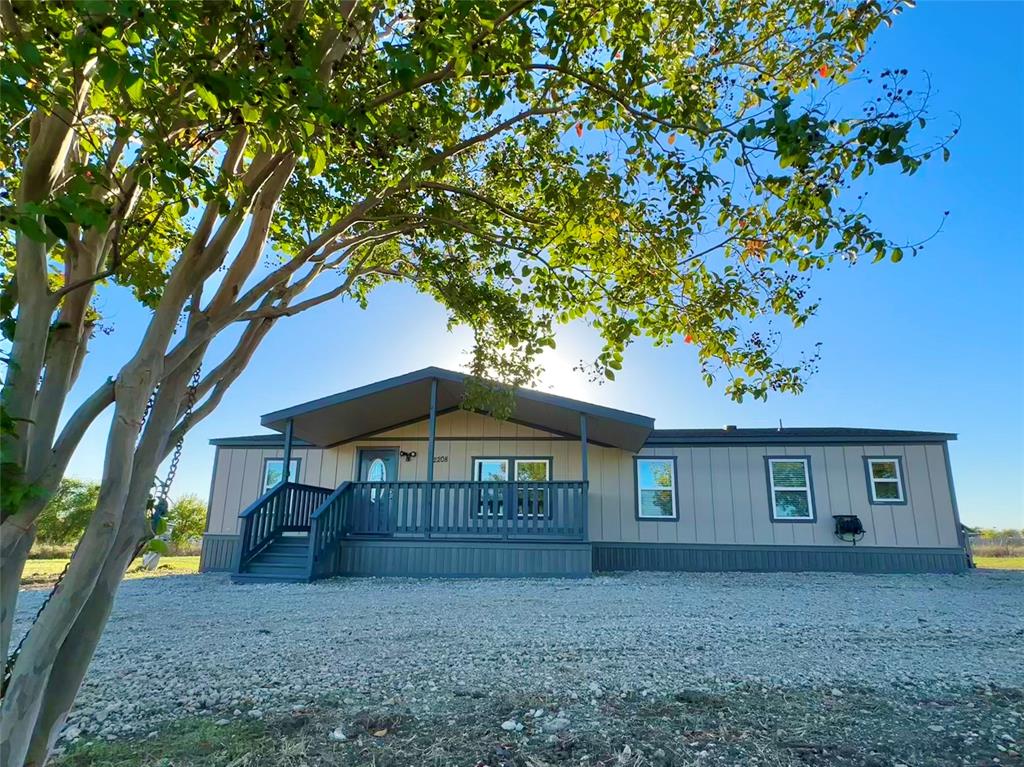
[260,367,655,451]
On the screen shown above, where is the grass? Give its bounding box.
[974,556,1024,571]
[55,685,1024,767]
[21,556,200,587]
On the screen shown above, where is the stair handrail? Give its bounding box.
[233,482,289,572]
[306,482,352,581]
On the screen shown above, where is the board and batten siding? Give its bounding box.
[205,411,959,551]
[586,443,959,549]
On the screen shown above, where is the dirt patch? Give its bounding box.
[58,683,1023,767]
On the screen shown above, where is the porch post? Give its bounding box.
[579,412,589,482]
[579,412,589,540]
[282,418,294,483]
[425,378,437,536]
[426,378,438,482]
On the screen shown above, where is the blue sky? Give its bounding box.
[62,2,1023,528]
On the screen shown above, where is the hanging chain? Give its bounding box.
[3,365,202,699]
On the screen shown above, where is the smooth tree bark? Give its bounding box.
[0,1,949,764]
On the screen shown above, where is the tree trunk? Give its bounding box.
[23,513,148,767]
[0,363,150,766]
[0,521,35,667]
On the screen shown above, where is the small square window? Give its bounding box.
[635,457,678,519]
[263,458,300,493]
[766,457,815,521]
[865,458,906,504]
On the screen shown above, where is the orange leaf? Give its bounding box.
[575,122,583,138]
[818,65,829,78]
[667,133,676,145]
[684,334,693,345]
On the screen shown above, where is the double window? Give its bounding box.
[263,458,300,493]
[865,457,906,504]
[765,457,815,521]
[634,457,678,519]
[473,457,552,517]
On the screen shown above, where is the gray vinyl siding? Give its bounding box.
[592,543,968,573]
[204,411,960,551]
[585,442,958,549]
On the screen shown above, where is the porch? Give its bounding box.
[229,367,653,581]
[232,479,590,581]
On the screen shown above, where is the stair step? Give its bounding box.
[231,572,308,584]
[269,540,310,550]
[257,552,308,565]
[247,560,305,572]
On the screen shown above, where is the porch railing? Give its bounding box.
[239,480,589,579]
[342,480,588,540]
[306,482,351,580]
[235,482,332,571]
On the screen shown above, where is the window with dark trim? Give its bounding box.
[766,457,815,521]
[472,457,553,517]
[263,458,300,493]
[865,457,906,504]
[634,457,678,519]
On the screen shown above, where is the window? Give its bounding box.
[472,458,553,517]
[472,458,553,483]
[865,457,906,504]
[514,459,550,482]
[474,458,509,482]
[635,457,678,519]
[263,458,300,492]
[766,457,815,521]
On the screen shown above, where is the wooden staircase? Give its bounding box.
[231,534,310,583]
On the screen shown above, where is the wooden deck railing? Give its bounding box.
[306,482,351,579]
[239,480,589,580]
[235,482,332,571]
[343,480,588,540]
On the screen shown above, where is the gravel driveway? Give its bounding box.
[15,570,1024,751]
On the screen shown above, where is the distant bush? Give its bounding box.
[36,478,99,545]
[971,528,1024,558]
[32,479,206,556]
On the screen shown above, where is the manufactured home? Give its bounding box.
[200,367,970,581]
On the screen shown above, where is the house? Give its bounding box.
[200,367,970,581]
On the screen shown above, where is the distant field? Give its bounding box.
[21,556,200,587]
[973,556,1024,571]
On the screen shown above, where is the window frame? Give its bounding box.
[472,457,554,518]
[863,456,907,505]
[262,457,301,493]
[764,456,816,523]
[471,457,554,482]
[633,455,680,521]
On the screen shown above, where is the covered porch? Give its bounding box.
[231,367,653,581]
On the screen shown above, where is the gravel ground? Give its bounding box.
[15,569,1024,757]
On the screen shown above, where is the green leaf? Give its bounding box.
[44,215,69,241]
[125,74,143,104]
[310,146,326,176]
[194,83,219,112]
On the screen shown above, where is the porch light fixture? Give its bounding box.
[400,450,417,462]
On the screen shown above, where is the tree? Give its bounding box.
[33,478,100,547]
[166,494,206,549]
[0,0,951,763]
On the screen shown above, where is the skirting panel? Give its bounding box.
[592,542,970,574]
[200,534,239,572]
[336,539,592,578]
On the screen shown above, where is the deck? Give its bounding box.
[233,480,589,581]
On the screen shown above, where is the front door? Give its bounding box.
[355,449,398,534]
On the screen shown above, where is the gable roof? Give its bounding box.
[259,366,656,451]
